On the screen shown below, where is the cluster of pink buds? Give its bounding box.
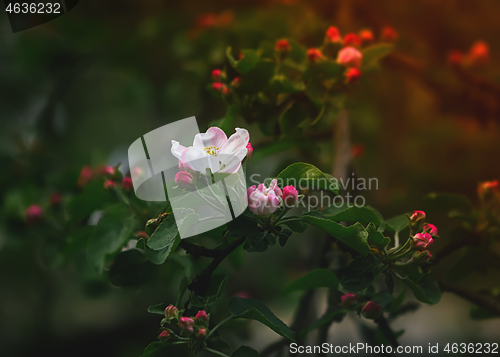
[246,180,299,216]
[157,305,210,343]
[447,40,490,67]
[211,68,241,96]
[339,294,383,320]
[77,164,131,191]
[409,210,438,259]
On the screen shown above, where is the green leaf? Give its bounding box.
[276,163,339,195]
[390,287,406,312]
[67,181,114,222]
[230,346,261,357]
[422,193,473,214]
[229,297,295,341]
[299,309,346,340]
[140,341,172,357]
[402,273,441,305]
[226,47,260,74]
[284,269,339,294]
[270,74,305,93]
[302,211,370,256]
[323,205,383,228]
[145,235,181,265]
[176,276,189,307]
[385,214,409,233]
[147,213,178,250]
[86,205,135,273]
[341,255,387,291]
[190,275,230,308]
[361,44,394,71]
[366,223,391,247]
[147,303,166,315]
[281,218,307,233]
[108,249,155,287]
[210,105,239,135]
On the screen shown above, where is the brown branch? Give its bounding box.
[437,278,500,317]
[178,240,220,258]
[429,233,481,266]
[187,236,246,296]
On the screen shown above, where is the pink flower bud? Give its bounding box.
[103,180,115,189]
[410,210,426,223]
[77,165,93,187]
[307,48,324,62]
[359,29,374,45]
[381,26,399,42]
[212,69,225,81]
[49,192,62,207]
[340,293,357,309]
[235,291,251,299]
[179,317,195,336]
[164,305,179,320]
[100,165,115,177]
[159,330,170,340]
[413,232,433,250]
[231,77,241,87]
[351,143,365,158]
[345,68,362,83]
[342,33,361,47]
[478,180,498,198]
[196,328,207,339]
[447,50,463,66]
[414,249,432,262]
[423,224,438,237]
[246,143,253,160]
[222,86,231,96]
[361,301,382,320]
[325,26,341,43]
[337,47,363,68]
[468,41,489,66]
[136,231,149,239]
[212,82,226,92]
[275,39,291,52]
[282,185,298,207]
[175,171,194,189]
[246,179,282,216]
[195,310,209,322]
[122,177,133,191]
[25,204,44,226]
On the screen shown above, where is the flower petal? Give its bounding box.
[181,147,211,173]
[219,128,249,156]
[193,127,228,150]
[171,140,187,160]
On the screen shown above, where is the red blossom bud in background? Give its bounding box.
[77,165,93,187]
[25,204,44,225]
[361,301,382,320]
[212,69,224,81]
[165,305,179,320]
[235,291,251,299]
[196,328,207,339]
[342,33,361,47]
[340,293,358,309]
[100,165,115,177]
[345,68,362,84]
[231,77,241,87]
[337,47,363,68]
[447,50,463,66]
[246,143,253,159]
[359,29,374,45]
[381,26,399,42]
[136,231,149,239]
[175,171,194,189]
[238,53,243,60]
[414,250,433,263]
[103,180,115,189]
[478,180,498,199]
[179,317,195,336]
[195,310,209,322]
[325,26,342,43]
[410,210,426,223]
[212,82,225,92]
[122,177,133,191]
[158,331,170,340]
[49,192,62,207]
[275,39,291,52]
[282,185,298,207]
[307,48,324,62]
[413,232,433,250]
[222,86,231,95]
[468,41,490,66]
[423,223,438,237]
[351,143,365,158]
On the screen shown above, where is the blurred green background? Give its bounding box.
[1,0,500,356]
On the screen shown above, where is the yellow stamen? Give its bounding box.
[204,145,219,156]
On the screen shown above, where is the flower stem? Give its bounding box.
[205,347,230,357]
[207,316,233,338]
